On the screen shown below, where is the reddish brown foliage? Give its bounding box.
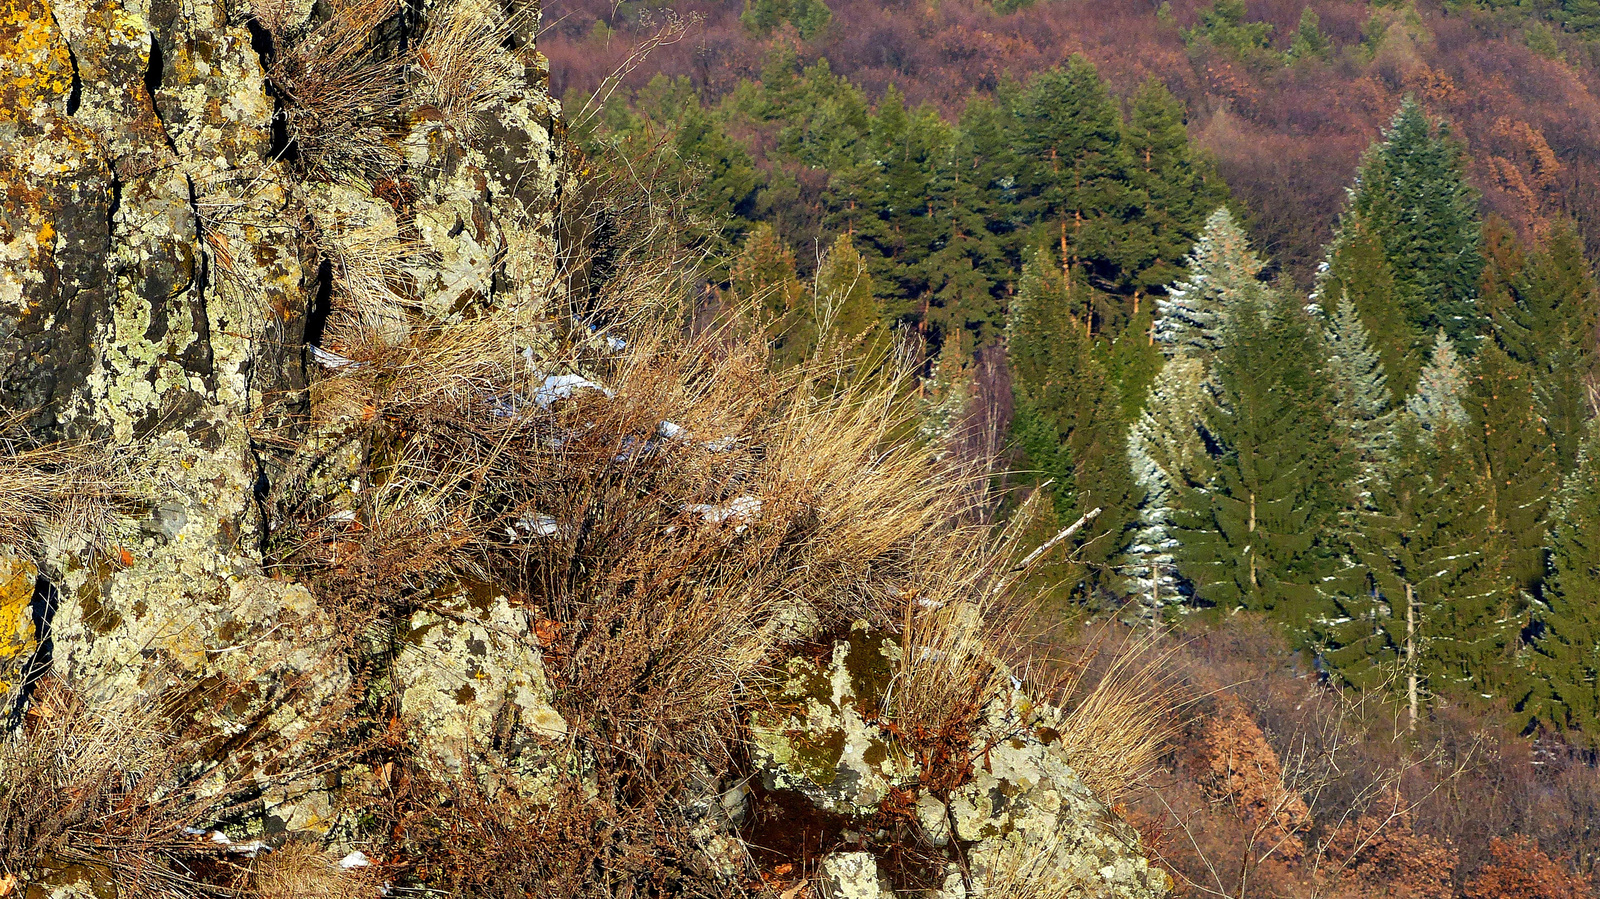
[1196,696,1311,862]
[1323,792,1458,899]
[1464,836,1593,899]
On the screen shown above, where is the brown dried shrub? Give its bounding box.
[1463,836,1591,899]
[1322,791,1457,899]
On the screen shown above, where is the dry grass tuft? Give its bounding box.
[0,671,365,894]
[0,416,141,553]
[257,0,409,180]
[411,0,530,136]
[249,842,384,899]
[1045,625,1189,803]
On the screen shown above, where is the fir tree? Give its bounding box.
[1123,353,1214,612]
[1529,421,1600,746]
[1154,207,1267,358]
[1323,296,1397,493]
[1008,244,1143,592]
[1407,331,1470,433]
[921,328,973,457]
[1171,293,1351,624]
[1464,342,1561,593]
[1323,99,1486,383]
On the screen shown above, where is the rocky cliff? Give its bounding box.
[0,0,1170,893]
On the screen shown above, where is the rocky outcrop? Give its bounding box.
[0,0,1169,892]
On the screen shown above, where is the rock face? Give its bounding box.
[750,624,1172,899]
[0,0,1169,892]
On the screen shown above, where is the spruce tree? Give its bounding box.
[1485,223,1599,472]
[1315,221,1419,391]
[1529,421,1600,746]
[1323,98,1486,381]
[1323,415,1509,715]
[1123,354,1214,612]
[1171,293,1351,624]
[1008,244,1143,592]
[1323,297,1397,492]
[1154,207,1266,358]
[1464,342,1560,594]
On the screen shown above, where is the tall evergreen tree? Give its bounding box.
[1009,244,1143,592]
[813,234,881,341]
[1529,420,1600,746]
[1122,78,1232,294]
[1171,293,1351,624]
[1154,207,1265,358]
[1484,221,1600,472]
[1123,353,1214,612]
[1011,56,1144,290]
[1464,342,1561,594]
[1323,414,1510,718]
[1315,221,1418,391]
[1322,98,1487,383]
[1323,297,1397,493]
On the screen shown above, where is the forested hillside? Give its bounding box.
[545,1,1600,894]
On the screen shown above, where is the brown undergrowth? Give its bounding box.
[0,675,373,896]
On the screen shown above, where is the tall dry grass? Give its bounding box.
[0,416,141,554]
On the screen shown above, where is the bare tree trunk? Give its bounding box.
[1406,581,1417,730]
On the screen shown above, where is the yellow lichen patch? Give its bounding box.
[0,0,74,124]
[0,555,39,672]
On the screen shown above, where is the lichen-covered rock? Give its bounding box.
[749,621,916,816]
[818,852,894,899]
[395,580,567,794]
[0,555,38,700]
[750,625,1170,899]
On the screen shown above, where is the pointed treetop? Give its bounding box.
[1406,330,1470,433]
[1324,293,1397,473]
[1155,207,1268,357]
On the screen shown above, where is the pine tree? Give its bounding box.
[1464,342,1560,594]
[1323,297,1397,492]
[1011,56,1144,289]
[1287,8,1331,61]
[1008,244,1143,592]
[1407,331,1471,433]
[1323,98,1486,380]
[1171,293,1351,624]
[1529,421,1600,746]
[1154,207,1266,358]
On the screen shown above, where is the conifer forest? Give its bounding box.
[544,0,1600,894]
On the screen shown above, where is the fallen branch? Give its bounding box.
[1013,506,1102,573]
